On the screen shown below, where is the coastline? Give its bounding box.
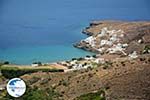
[1,20,150,70]
[0,20,150,100]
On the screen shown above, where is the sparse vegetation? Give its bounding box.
[75,90,106,100]
[88,73,94,78]
[0,66,64,79]
[58,79,69,86]
[91,62,99,68]
[4,86,61,100]
[28,76,41,84]
[102,61,112,69]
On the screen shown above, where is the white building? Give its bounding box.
[107,43,127,55]
[84,36,96,47]
[31,63,39,67]
[100,40,113,46]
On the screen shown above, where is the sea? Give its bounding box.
[0,0,150,64]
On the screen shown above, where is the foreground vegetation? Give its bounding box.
[75,90,106,100]
[0,66,64,79]
[2,85,61,100]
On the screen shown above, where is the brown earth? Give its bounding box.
[21,54,150,100]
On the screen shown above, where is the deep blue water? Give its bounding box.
[0,0,150,64]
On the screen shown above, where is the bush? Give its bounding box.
[0,61,9,66]
[77,57,84,61]
[139,58,145,61]
[59,79,69,86]
[86,55,90,58]
[92,55,97,58]
[4,61,9,65]
[121,61,125,66]
[143,45,150,54]
[103,65,108,69]
[72,58,77,61]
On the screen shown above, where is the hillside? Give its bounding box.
[0,20,150,100]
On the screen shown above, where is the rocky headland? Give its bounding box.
[74,20,150,55]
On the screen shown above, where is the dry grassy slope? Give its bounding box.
[84,21,150,35]
[21,54,150,100]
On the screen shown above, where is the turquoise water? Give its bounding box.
[0,45,94,64]
[0,0,150,64]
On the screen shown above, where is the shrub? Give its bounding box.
[143,45,150,54]
[139,58,145,61]
[4,61,9,65]
[59,79,69,86]
[88,73,93,77]
[103,65,109,69]
[72,58,77,61]
[92,55,97,58]
[77,57,84,61]
[86,55,90,58]
[121,61,125,66]
[32,61,42,66]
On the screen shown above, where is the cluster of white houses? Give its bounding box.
[62,27,136,71]
[59,56,105,71]
[82,27,129,55]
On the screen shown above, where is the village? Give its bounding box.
[0,26,142,73]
